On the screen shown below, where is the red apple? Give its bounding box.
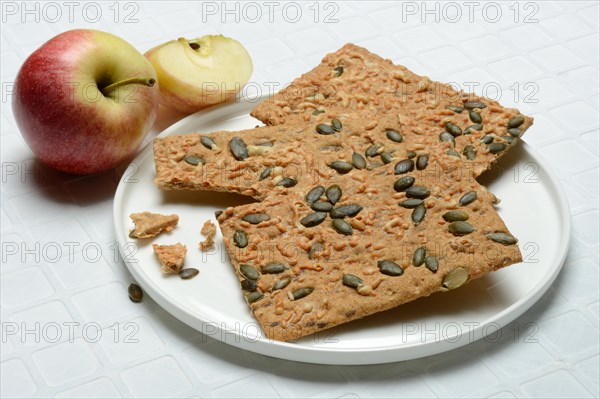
[12,29,159,175]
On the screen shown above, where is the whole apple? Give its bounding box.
[12,29,159,175]
[145,34,253,114]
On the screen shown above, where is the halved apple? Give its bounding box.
[145,35,253,114]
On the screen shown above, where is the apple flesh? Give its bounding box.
[145,35,253,114]
[12,29,159,175]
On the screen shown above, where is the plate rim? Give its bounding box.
[113,95,571,364]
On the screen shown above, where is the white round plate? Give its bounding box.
[113,96,570,365]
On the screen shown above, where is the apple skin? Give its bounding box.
[12,29,159,175]
[145,35,253,114]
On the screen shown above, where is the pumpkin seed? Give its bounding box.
[412,247,426,266]
[128,283,143,303]
[445,122,462,136]
[463,145,477,160]
[184,155,204,166]
[343,274,364,288]
[259,167,272,181]
[233,230,248,248]
[311,201,333,212]
[416,154,429,170]
[400,198,423,208]
[481,135,493,144]
[508,115,525,128]
[300,212,327,227]
[508,128,523,137]
[447,148,461,157]
[488,142,506,154]
[326,185,342,204]
[241,279,257,291]
[215,210,223,218]
[464,101,486,109]
[229,137,248,160]
[307,242,323,260]
[180,268,199,280]
[365,144,382,157]
[386,129,403,143]
[469,110,482,124]
[459,191,477,206]
[240,264,260,281]
[487,232,518,245]
[439,132,455,145]
[333,66,344,77]
[405,186,431,199]
[290,287,314,300]
[377,260,404,276]
[380,152,394,164]
[242,213,270,224]
[394,176,416,192]
[352,152,367,169]
[330,204,363,219]
[261,262,287,274]
[425,256,439,273]
[442,268,469,290]
[312,109,325,116]
[442,210,469,222]
[412,204,426,225]
[448,221,476,235]
[200,136,216,150]
[276,177,297,188]
[245,291,263,304]
[504,135,516,144]
[329,160,353,174]
[407,151,417,159]
[464,124,483,134]
[306,186,325,204]
[394,159,415,174]
[316,123,335,135]
[331,118,342,132]
[272,278,291,292]
[332,218,353,235]
[446,105,464,113]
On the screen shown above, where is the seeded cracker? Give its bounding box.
[199,220,217,252]
[153,109,524,341]
[250,43,533,177]
[129,212,179,238]
[152,243,187,274]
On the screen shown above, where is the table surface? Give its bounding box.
[1,1,598,398]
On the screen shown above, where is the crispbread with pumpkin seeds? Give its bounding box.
[153,111,522,341]
[216,156,521,342]
[250,43,532,177]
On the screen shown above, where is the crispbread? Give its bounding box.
[129,211,178,238]
[153,109,523,341]
[250,43,532,176]
[152,243,187,274]
[216,156,520,341]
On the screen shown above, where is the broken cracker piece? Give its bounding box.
[129,212,179,238]
[152,243,187,274]
[199,220,217,252]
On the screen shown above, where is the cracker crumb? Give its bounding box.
[152,243,187,274]
[199,220,217,252]
[129,212,178,239]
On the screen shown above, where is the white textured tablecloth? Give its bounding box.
[1,1,599,397]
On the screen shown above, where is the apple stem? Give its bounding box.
[100,77,156,96]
